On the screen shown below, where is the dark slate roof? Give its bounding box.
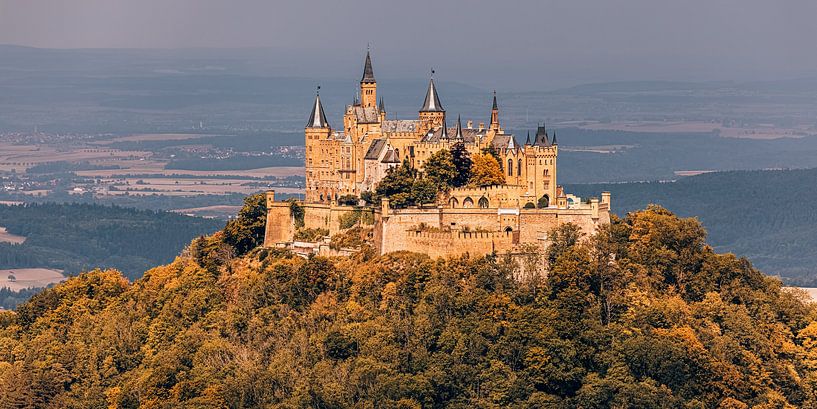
[381,149,399,163]
[491,134,520,151]
[454,115,464,140]
[361,51,376,83]
[365,139,387,160]
[421,126,485,144]
[306,94,329,128]
[552,130,558,145]
[351,106,380,123]
[525,130,531,145]
[534,124,551,147]
[420,78,444,112]
[382,120,418,133]
[492,91,498,110]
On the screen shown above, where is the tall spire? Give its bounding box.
[361,50,376,83]
[490,90,499,130]
[455,115,464,139]
[378,97,385,112]
[306,86,329,128]
[420,70,444,112]
[525,130,531,145]
[440,115,449,139]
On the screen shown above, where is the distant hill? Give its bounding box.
[567,168,817,284]
[0,203,222,280]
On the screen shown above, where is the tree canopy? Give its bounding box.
[1,206,815,407]
[469,153,506,187]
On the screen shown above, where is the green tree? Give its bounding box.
[423,149,458,190]
[450,142,473,187]
[411,178,438,206]
[222,193,267,255]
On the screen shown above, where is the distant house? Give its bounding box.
[7,273,16,282]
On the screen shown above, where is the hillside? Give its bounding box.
[0,203,223,280]
[567,167,817,285]
[0,201,815,407]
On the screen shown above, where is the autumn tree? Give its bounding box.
[469,153,506,187]
[423,148,458,190]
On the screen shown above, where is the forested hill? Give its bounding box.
[1,202,816,407]
[567,167,817,285]
[0,203,222,280]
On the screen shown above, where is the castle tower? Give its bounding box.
[419,71,446,134]
[490,91,500,131]
[305,88,331,202]
[360,51,377,108]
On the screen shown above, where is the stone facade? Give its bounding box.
[264,51,612,258]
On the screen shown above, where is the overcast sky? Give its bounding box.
[1,0,816,89]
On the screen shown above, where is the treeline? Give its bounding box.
[567,167,817,284]
[1,205,815,407]
[0,203,223,280]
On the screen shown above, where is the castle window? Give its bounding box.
[478,197,489,208]
[508,159,513,176]
[463,197,474,208]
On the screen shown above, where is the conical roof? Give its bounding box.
[454,115,464,139]
[534,123,550,147]
[492,91,498,110]
[378,97,385,112]
[306,90,329,128]
[440,116,449,139]
[420,76,444,112]
[525,130,531,145]
[551,130,558,145]
[361,51,376,83]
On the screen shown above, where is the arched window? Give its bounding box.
[544,169,549,177]
[504,226,513,233]
[517,159,522,176]
[478,197,489,208]
[463,197,474,208]
[450,197,459,208]
[508,159,513,176]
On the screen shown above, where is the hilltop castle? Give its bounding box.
[264,51,611,257]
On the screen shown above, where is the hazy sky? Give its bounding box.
[1,0,816,89]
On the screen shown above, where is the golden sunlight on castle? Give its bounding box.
[264,51,611,258]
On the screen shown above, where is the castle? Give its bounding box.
[264,51,611,257]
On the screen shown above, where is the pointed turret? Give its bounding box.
[534,123,550,147]
[454,115,464,140]
[440,116,449,139]
[551,130,558,145]
[360,49,378,107]
[420,73,444,112]
[361,50,376,83]
[525,130,531,145]
[378,97,385,112]
[306,88,329,128]
[490,90,500,131]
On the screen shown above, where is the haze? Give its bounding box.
[1,0,816,89]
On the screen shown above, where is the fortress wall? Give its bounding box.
[301,203,361,235]
[264,192,294,246]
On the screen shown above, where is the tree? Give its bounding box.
[337,194,359,206]
[469,153,506,187]
[222,193,267,255]
[375,160,415,206]
[423,149,458,190]
[411,178,438,206]
[450,142,473,187]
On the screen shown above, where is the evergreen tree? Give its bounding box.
[450,142,473,187]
